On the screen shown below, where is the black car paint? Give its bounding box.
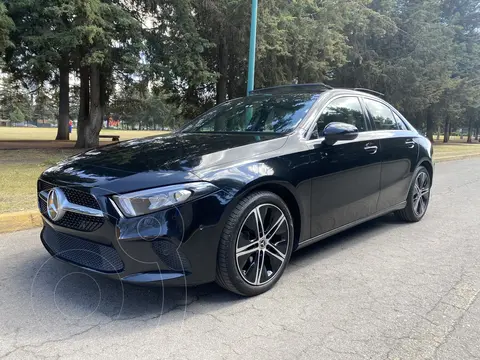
[39,89,433,286]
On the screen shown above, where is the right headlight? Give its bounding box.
[112,182,219,217]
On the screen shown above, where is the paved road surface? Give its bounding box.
[1,158,480,360]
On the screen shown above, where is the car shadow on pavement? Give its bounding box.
[290,213,408,266]
[9,213,406,336]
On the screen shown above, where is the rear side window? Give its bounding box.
[316,97,367,133]
[364,98,399,130]
[393,112,407,130]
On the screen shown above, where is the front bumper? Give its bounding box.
[40,189,230,286]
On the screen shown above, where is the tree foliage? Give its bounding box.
[109,84,176,130]
[0,74,31,124]
[0,0,479,145]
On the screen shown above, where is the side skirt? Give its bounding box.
[296,202,407,250]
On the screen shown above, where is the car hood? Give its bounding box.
[41,132,287,193]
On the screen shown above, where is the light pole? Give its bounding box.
[247,0,258,96]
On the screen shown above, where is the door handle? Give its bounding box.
[364,143,378,154]
[405,139,415,148]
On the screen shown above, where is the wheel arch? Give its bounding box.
[218,178,305,251]
[419,159,434,183]
[406,157,434,196]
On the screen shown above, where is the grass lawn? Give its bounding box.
[433,142,480,161]
[0,135,480,214]
[0,149,80,213]
[0,127,169,213]
[0,127,167,142]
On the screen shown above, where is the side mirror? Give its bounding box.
[322,122,359,145]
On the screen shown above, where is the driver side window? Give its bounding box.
[310,97,367,139]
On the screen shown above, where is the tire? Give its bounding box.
[216,191,294,296]
[395,166,431,222]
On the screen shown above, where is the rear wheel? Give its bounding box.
[216,191,294,296]
[395,166,431,222]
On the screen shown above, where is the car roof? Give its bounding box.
[250,83,333,95]
[250,83,385,100]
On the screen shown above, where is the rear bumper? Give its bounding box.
[40,190,229,286]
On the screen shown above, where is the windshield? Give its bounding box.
[181,93,320,134]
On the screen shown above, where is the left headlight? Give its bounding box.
[112,182,219,218]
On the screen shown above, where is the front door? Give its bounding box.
[307,96,383,238]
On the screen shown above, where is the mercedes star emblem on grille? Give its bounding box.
[47,188,67,221]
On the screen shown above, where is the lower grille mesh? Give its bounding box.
[58,212,104,232]
[151,239,191,271]
[43,226,124,273]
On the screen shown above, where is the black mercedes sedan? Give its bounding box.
[38,84,433,296]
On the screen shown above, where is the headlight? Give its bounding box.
[112,182,219,217]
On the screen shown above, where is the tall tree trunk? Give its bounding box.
[227,48,236,100]
[30,93,35,126]
[467,118,473,143]
[412,111,422,129]
[99,69,107,130]
[475,124,479,141]
[443,116,450,143]
[73,65,101,149]
[56,55,70,140]
[83,64,103,148]
[436,125,440,140]
[75,66,90,148]
[215,36,228,131]
[426,107,434,142]
[216,37,228,105]
[227,70,235,101]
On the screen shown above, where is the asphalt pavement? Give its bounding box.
[1,158,480,360]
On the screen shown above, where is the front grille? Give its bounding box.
[63,187,101,210]
[43,226,124,273]
[39,198,47,214]
[39,203,104,232]
[38,179,54,192]
[57,212,104,232]
[38,180,104,232]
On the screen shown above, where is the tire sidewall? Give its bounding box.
[223,192,294,296]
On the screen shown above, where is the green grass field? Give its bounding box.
[0,127,479,214]
[0,127,169,213]
[432,143,480,160]
[0,149,79,213]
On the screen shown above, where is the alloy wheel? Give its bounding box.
[235,204,290,286]
[412,171,430,217]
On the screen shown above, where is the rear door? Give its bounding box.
[362,97,419,210]
[307,96,382,238]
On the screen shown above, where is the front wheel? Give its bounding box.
[216,191,294,296]
[395,166,431,222]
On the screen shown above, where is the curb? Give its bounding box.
[0,210,42,233]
